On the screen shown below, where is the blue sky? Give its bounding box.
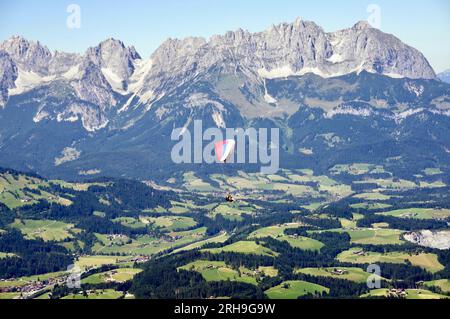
[0,0,449,72]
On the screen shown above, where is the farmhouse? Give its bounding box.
[331,268,348,275]
[353,249,365,256]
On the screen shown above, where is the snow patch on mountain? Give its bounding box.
[430,109,450,117]
[325,105,373,118]
[394,108,425,121]
[186,93,225,111]
[212,111,225,128]
[263,79,277,104]
[326,53,344,64]
[8,69,51,95]
[404,82,424,97]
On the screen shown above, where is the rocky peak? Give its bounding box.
[0,36,52,74]
[0,51,18,107]
[71,59,116,109]
[85,38,141,84]
[352,20,373,30]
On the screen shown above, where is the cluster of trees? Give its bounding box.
[0,230,72,278]
[0,203,15,228]
[131,252,264,299]
[88,179,174,210]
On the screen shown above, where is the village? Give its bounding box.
[0,255,150,299]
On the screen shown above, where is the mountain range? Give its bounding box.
[438,69,450,83]
[0,18,449,180]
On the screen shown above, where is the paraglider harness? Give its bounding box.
[223,159,235,202]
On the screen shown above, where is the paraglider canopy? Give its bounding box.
[214,139,236,163]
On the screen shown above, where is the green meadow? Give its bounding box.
[62,289,123,299]
[82,268,142,284]
[336,228,404,245]
[172,231,229,254]
[75,256,136,270]
[0,173,72,209]
[140,216,197,231]
[362,289,448,299]
[248,224,324,251]
[337,248,444,273]
[92,227,207,256]
[10,219,75,242]
[178,260,257,285]
[295,267,384,283]
[424,279,450,293]
[265,280,329,299]
[202,241,279,257]
[377,208,450,220]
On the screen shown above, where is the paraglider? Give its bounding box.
[214,139,236,164]
[214,139,236,202]
[225,194,234,203]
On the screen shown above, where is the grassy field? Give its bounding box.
[248,224,324,251]
[339,218,357,229]
[93,233,131,249]
[350,202,392,210]
[257,266,278,277]
[183,172,217,192]
[209,203,255,221]
[53,180,107,191]
[112,217,147,229]
[424,279,450,293]
[211,169,353,199]
[0,271,66,289]
[82,268,142,284]
[0,252,16,259]
[352,192,392,201]
[202,241,279,257]
[301,202,323,211]
[62,289,123,299]
[166,199,219,214]
[265,280,329,299]
[0,292,21,299]
[362,289,448,299]
[92,227,207,256]
[295,267,384,283]
[286,171,352,198]
[423,168,443,176]
[75,256,136,270]
[178,260,257,285]
[377,208,450,220]
[0,173,72,209]
[172,231,229,254]
[10,219,75,242]
[140,216,197,231]
[419,181,446,188]
[330,163,384,175]
[354,178,416,190]
[330,228,404,245]
[337,248,444,273]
